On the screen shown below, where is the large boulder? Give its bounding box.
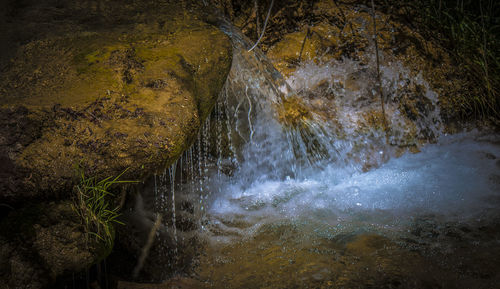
[0,15,232,203]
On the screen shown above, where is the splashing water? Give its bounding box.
[198,23,480,239]
[136,21,500,286]
[207,132,500,236]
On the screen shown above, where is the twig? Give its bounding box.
[0,203,14,210]
[132,213,162,279]
[248,0,275,52]
[298,27,311,63]
[370,0,390,144]
[117,187,127,210]
[332,0,354,35]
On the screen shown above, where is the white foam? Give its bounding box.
[207,132,500,236]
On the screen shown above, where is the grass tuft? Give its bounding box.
[381,0,499,122]
[72,168,137,249]
[423,0,499,120]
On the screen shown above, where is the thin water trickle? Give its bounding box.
[153,173,157,202]
[168,160,177,251]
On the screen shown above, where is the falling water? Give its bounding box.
[187,21,498,253]
[167,160,177,252]
[131,20,500,287]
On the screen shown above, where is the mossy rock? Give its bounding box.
[0,18,232,202]
[0,201,103,288]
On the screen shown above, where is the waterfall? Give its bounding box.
[131,19,499,282]
[143,20,449,237]
[191,22,497,241]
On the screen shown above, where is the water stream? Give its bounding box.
[136,22,500,287]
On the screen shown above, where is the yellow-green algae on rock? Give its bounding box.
[0,18,232,201]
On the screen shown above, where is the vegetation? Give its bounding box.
[381,0,500,121]
[72,168,137,249]
[422,0,499,120]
